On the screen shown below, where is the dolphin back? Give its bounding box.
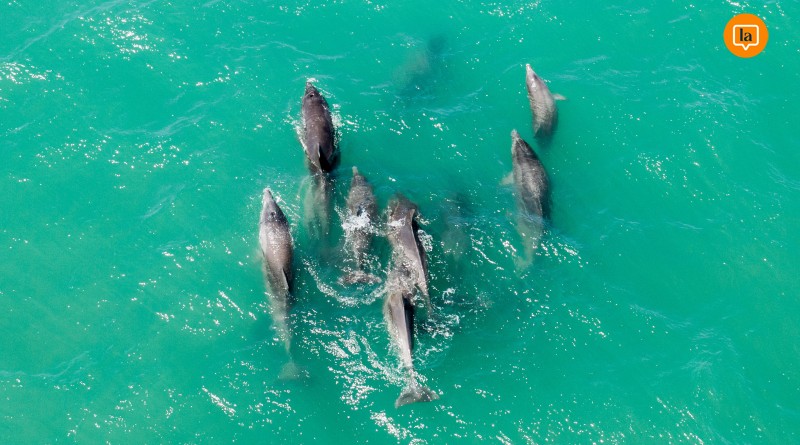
[525,64,558,138]
[301,82,338,173]
[259,189,294,295]
[511,131,550,219]
[387,195,430,298]
[383,288,438,408]
[384,290,415,360]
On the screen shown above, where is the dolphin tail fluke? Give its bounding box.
[395,383,439,408]
[279,360,309,381]
[339,270,382,286]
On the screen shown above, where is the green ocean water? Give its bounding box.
[2,0,799,443]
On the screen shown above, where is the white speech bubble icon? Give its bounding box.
[733,25,759,51]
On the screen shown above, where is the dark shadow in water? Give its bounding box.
[438,191,474,273]
[394,34,449,103]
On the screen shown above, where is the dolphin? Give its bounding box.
[525,64,563,140]
[260,188,294,298]
[510,130,550,261]
[301,82,338,241]
[383,267,438,408]
[258,188,303,379]
[386,194,430,306]
[439,192,471,263]
[301,82,338,174]
[340,166,381,285]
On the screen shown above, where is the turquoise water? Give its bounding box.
[2,0,799,443]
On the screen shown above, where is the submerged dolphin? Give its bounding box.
[258,188,302,379]
[510,130,550,260]
[340,166,381,285]
[301,82,338,174]
[386,194,430,306]
[525,64,563,140]
[439,192,471,263]
[395,34,447,98]
[383,266,438,408]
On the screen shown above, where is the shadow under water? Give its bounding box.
[394,34,449,101]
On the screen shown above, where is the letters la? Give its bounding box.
[739,28,753,42]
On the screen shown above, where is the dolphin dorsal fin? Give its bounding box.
[280,268,291,292]
[402,293,415,351]
[313,143,322,168]
[405,207,417,224]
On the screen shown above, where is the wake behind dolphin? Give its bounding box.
[302,172,334,241]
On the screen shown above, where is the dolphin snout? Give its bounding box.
[262,188,274,204]
[511,129,521,152]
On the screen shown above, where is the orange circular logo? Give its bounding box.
[724,14,768,58]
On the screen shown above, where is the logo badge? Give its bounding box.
[725,14,768,58]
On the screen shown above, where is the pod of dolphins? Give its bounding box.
[259,65,562,408]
